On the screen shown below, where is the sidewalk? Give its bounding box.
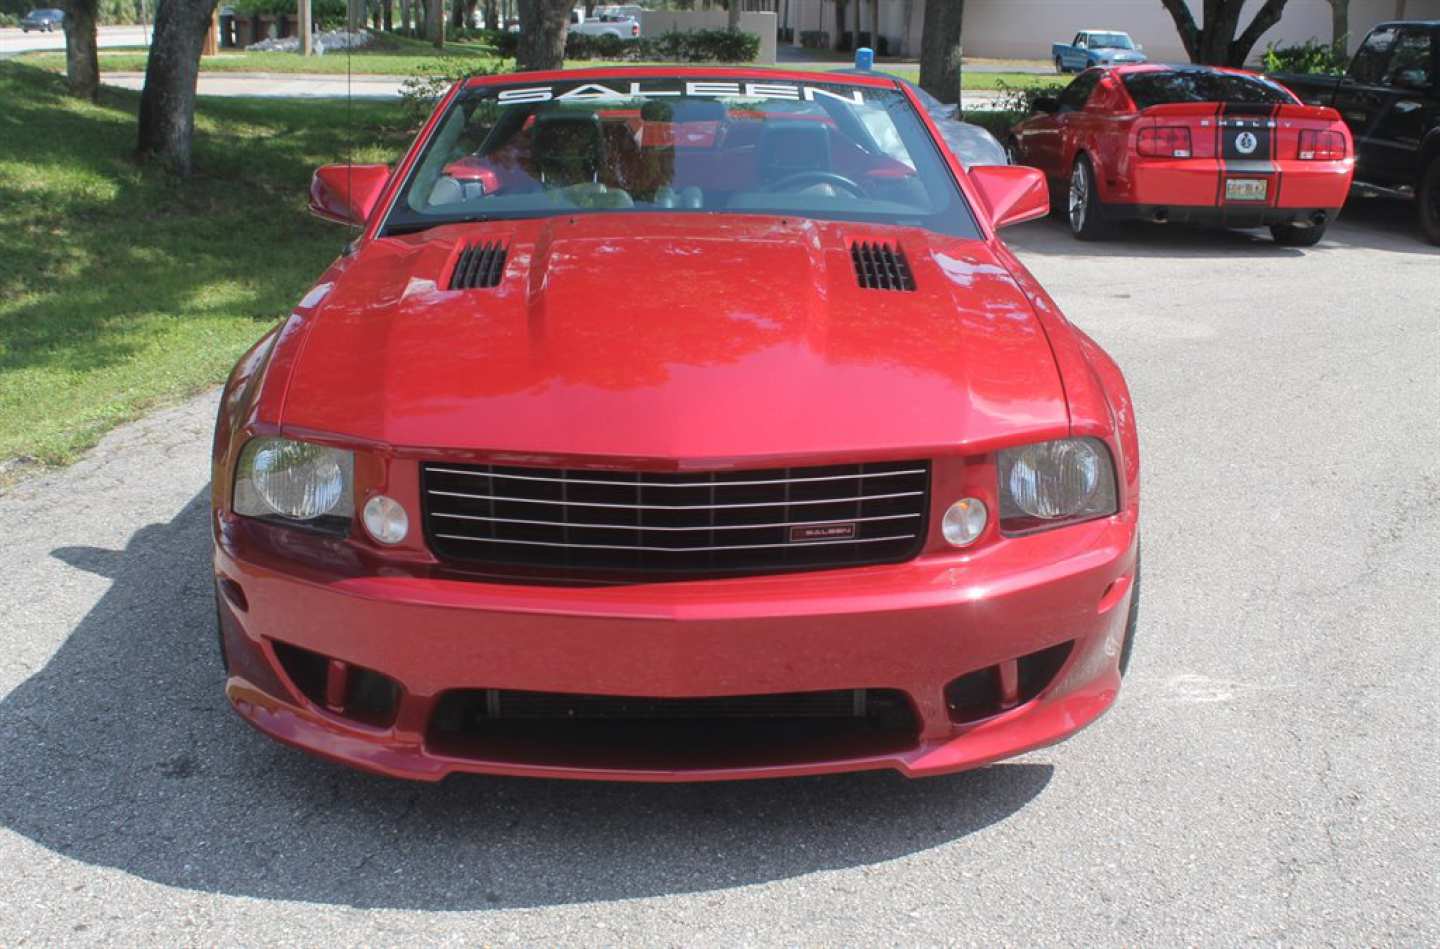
[99,70,1010,109]
[101,71,407,98]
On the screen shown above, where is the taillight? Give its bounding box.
[1136,126,1192,158]
[1298,129,1345,160]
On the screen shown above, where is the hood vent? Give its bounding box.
[851,241,916,292]
[449,240,508,290]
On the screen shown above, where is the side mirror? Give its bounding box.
[969,165,1050,231]
[309,163,391,226]
[1031,96,1059,114]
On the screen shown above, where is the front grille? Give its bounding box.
[421,460,930,579]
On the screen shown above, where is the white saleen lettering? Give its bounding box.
[491,82,865,105]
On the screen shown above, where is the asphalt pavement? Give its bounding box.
[0,200,1436,944]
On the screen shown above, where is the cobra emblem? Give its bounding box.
[1235,131,1258,155]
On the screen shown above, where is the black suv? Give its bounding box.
[1273,21,1440,244]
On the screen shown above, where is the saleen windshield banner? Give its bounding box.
[482,80,869,106]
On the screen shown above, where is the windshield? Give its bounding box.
[1122,70,1297,108]
[382,77,980,239]
[1088,33,1133,49]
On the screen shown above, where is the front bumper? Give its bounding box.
[215,510,1137,782]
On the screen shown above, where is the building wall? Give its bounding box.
[780,0,1440,62]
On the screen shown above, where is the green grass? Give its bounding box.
[18,33,502,76]
[18,44,1055,90]
[0,62,411,468]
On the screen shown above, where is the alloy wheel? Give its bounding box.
[1069,161,1089,232]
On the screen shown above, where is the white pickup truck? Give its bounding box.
[570,8,641,39]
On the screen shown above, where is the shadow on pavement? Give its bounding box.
[2,491,1051,911]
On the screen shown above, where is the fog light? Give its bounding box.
[363,495,408,545]
[942,497,987,547]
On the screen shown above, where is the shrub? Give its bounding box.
[399,55,511,124]
[0,12,17,26]
[992,79,1067,115]
[963,110,1026,143]
[451,26,518,56]
[561,28,760,62]
[1262,38,1346,74]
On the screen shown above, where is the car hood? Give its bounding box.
[281,215,1068,462]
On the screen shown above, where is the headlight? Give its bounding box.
[998,437,1117,533]
[234,437,354,531]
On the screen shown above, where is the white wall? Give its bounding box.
[640,10,779,64]
[782,0,1440,63]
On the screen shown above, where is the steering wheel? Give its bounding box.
[761,171,867,197]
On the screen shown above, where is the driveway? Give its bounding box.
[0,202,1436,943]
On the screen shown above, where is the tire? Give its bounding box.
[1419,157,1440,246]
[1270,222,1326,246]
[1054,56,1066,74]
[1067,154,1111,240]
[1119,548,1140,677]
[1005,137,1020,166]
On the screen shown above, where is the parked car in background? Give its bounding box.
[1270,20,1440,244]
[570,7,641,38]
[1009,64,1355,244]
[217,67,1140,783]
[830,65,1010,166]
[1052,30,1146,73]
[20,8,64,31]
[596,4,646,20]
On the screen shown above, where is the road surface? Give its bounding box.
[0,190,1436,944]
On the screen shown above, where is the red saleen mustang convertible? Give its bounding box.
[212,68,1140,782]
[1009,64,1355,244]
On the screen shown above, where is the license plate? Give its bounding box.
[1225,178,1267,201]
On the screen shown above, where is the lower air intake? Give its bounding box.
[427,688,920,770]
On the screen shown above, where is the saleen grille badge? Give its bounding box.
[789,523,858,543]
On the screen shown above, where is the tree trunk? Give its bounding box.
[382,0,392,31]
[918,0,962,105]
[869,0,878,50]
[61,0,100,101]
[516,0,570,70]
[426,0,445,47]
[1159,0,1291,66]
[482,0,497,30]
[1328,0,1348,56]
[401,0,412,34]
[727,0,740,31]
[136,0,219,176]
[451,0,464,28]
[832,0,845,50]
[899,0,914,57]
